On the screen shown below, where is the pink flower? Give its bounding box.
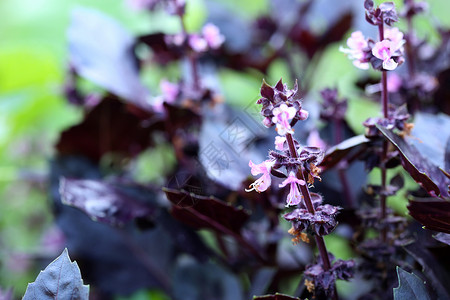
[202,23,225,49]
[189,34,208,52]
[298,109,309,121]
[246,160,275,193]
[279,172,306,206]
[160,79,179,103]
[384,27,405,51]
[274,136,286,150]
[152,79,179,113]
[372,40,398,70]
[387,72,402,92]
[340,31,370,70]
[272,104,297,135]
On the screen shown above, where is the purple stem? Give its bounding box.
[285,133,338,299]
[405,17,416,78]
[178,13,201,91]
[378,19,389,242]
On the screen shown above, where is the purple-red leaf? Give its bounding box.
[60,178,155,226]
[320,135,370,170]
[137,33,183,65]
[261,79,275,100]
[163,188,250,235]
[407,198,450,234]
[377,125,450,198]
[433,233,450,245]
[56,98,160,162]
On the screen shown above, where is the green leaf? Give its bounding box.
[393,266,430,300]
[23,248,89,300]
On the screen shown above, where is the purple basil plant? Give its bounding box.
[246,79,355,299]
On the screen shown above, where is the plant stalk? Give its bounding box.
[285,133,337,299]
[378,19,389,242]
[178,13,201,91]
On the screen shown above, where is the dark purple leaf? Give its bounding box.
[68,7,149,106]
[137,33,183,65]
[403,242,450,299]
[260,79,275,101]
[433,68,450,115]
[60,178,155,226]
[56,97,160,162]
[410,113,450,172]
[407,198,450,234]
[173,261,243,300]
[163,188,250,235]
[377,125,450,198]
[393,267,430,300]
[320,135,370,170]
[23,249,89,300]
[275,78,284,91]
[289,12,353,58]
[248,268,277,298]
[433,233,450,245]
[164,102,202,135]
[253,293,301,300]
[50,156,172,295]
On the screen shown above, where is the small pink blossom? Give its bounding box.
[340,31,370,70]
[160,79,179,103]
[298,109,309,121]
[272,104,297,135]
[387,72,402,92]
[279,172,306,206]
[152,79,179,113]
[275,136,286,150]
[372,40,398,70]
[384,27,405,51]
[189,34,208,52]
[246,160,275,193]
[202,23,225,49]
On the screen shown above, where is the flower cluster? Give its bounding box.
[320,88,348,122]
[340,28,405,71]
[340,2,405,71]
[165,23,225,53]
[257,79,308,133]
[363,104,413,138]
[284,200,341,236]
[304,257,355,298]
[365,1,398,26]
